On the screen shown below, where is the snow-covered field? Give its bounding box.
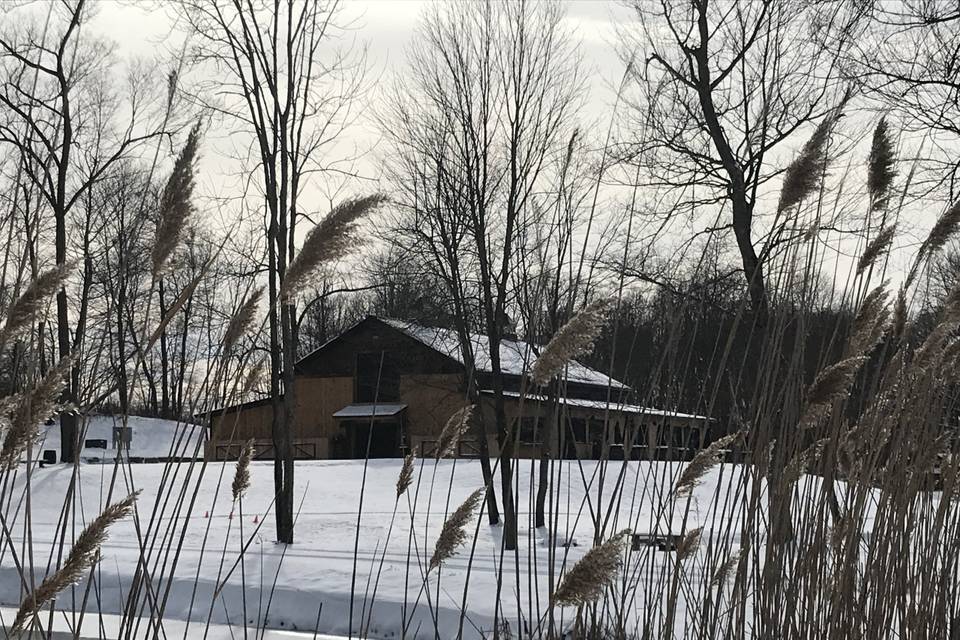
[0,455,736,639]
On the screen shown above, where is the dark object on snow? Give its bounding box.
[85,439,107,449]
[41,450,56,466]
[632,531,683,552]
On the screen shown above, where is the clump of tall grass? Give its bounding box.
[152,122,202,276]
[428,488,484,571]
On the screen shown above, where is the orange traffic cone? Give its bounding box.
[204,511,208,518]
[253,514,259,524]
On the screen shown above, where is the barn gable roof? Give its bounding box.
[379,318,629,390]
[295,315,628,391]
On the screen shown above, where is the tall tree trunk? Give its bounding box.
[158,278,170,417]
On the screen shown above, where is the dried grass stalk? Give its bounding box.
[241,358,267,397]
[868,117,896,210]
[923,201,960,259]
[146,271,203,350]
[777,110,838,215]
[552,529,630,607]
[10,491,139,634]
[428,488,484,571]
[1,357,73,469]
[0,262,74,348]
[676,527,703,560]
[396,448,416,499]
[711,549,742,588]
[531,299,610,386]
[223,287,263,354]
[152,122,201,276]
[436,405,472,459]
[232,439,254,502]
[674,431,741,498]
[280,194,387,300]
[856,225,896,276]
[799,356,869,429]
[847,285,890,355]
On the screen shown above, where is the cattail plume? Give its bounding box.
[531,299,610,386]
[428,488,484,571]
[280,194,387,300]
[152,121,201,276]
[552,529,630,607]
[232,439,254,502]
[674,431,741,498]
[396,448,416,499]
[10,492,138,634]
[867,117,896,210]
[1,357,73,470]
[0,262,74,348]
[435,405,472,459]
[223,288,263,354]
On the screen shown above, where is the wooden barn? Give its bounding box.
[206,316,710,460]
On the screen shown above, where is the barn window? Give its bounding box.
[355,352,400,402]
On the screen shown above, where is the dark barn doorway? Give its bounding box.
[348,420,402,458]
[332,403,408,458]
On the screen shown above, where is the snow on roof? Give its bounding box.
[381,318,629,390]
[481,389,711,421]
[332,403,408,419]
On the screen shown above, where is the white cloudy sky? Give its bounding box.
[79,0,639,227]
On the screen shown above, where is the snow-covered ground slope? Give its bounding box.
[0,453,886,638]
[37,415,204,462]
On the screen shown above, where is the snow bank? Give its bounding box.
[37,415,204,462]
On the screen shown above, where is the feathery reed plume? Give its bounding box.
[241,358,267,397]
[673,431,741,498]
[428,488,484,571]
[435,405,472,459]
[531,299,610,386]
[847,284,891,355]
[1,357,72,470]
[166,68,179,110]
[232,439,254,502]
[799,356,869,429]
[396,448,416,499]
[777,110,839,215]
[892,289,908,343]
[552,529,630,607]
[146,271,203,350]
[711,549,742,588]
[151,121,201,276]
[223,287,263,354]
[9,491,139,634]
[868,117,896,210]
[0,262,74,348]
[676,527,703,560]
[923,201,960,259]
[783,439,827,485]
[857,225,896,276]
[280,194,387,300]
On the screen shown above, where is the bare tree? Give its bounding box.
[0,0,166,461]
[617,0,862,323]
[175,0,365,543]
[382,0,585,550]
